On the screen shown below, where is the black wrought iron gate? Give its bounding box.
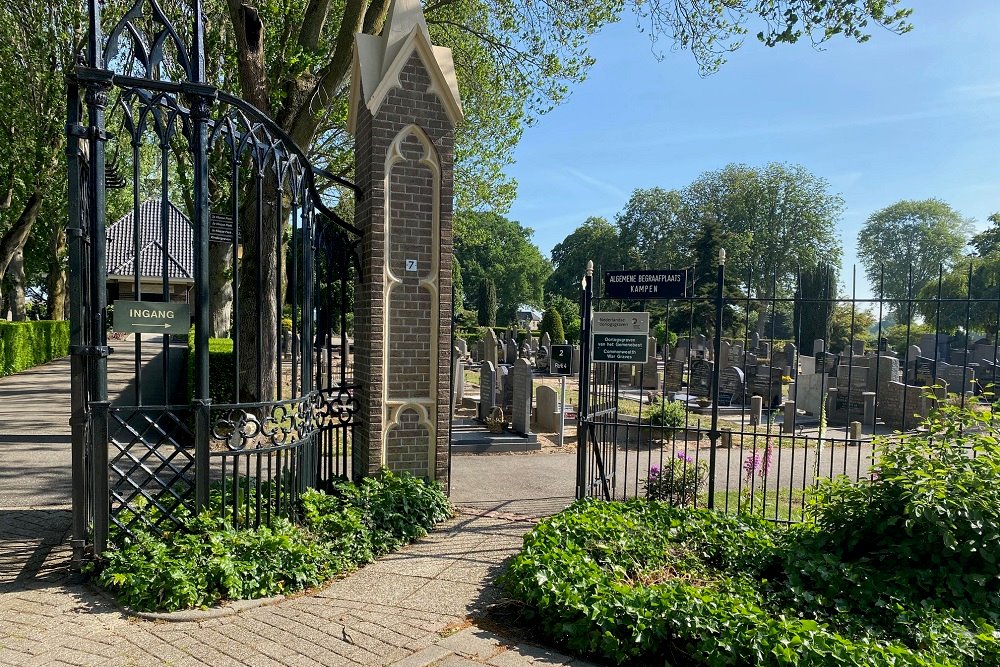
[68,0,361,564]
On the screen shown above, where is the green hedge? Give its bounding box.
[186,329,236,404]
[0,321,70,377]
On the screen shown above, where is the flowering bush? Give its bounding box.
[643,451,708,506]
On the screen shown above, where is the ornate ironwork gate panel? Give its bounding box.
[68,0,361,563]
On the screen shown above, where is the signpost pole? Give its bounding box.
[559,375,566,447]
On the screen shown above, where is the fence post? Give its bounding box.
[194,398,212,510]
[707,249,726,510]
[91,401,110,558]
[576,260,594,500]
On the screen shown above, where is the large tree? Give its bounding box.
[857,199,973,317]
[682,163,844,298]
[454,210,550,325]
[615,188,694,273]
[546,216,621,301]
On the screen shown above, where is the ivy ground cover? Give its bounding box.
[503,404,1000,666]
[92,470,452,612]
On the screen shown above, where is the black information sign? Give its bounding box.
[210,213,234,244]
[551,344,573,375]
[603,270,687,300]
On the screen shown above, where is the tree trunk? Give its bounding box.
[209,242,233,337]
[47,224,67,320]
[8,247,25,321]
[0,192,42,282]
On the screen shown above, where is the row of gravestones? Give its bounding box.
[478,328,564,370]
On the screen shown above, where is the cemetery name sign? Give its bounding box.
[592,312,649,363]
[604,270,686,299]
[114,300,190,334]
[551,344,573,375]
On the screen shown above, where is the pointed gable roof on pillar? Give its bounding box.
[347,0,463,135]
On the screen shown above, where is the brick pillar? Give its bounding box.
[348,0,462,484]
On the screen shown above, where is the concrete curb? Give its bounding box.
[88,583,286,622]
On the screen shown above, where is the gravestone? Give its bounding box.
[639,337,658,389]
[718,366,745,406]
[482,328,499,369]
[918,333,945,360]
[571,345,581,375]
[751,331,760,350]
[511,359,533,435]
[851,339,865,357]
[784,342,797,378]
[813,339,826,355]
[719,341,732,370]
[451,346,464,413]
[689,359,714,397]
[505,339,518,364]
[674,338,690,361]
[758,341,770,360]
[974,342,997,366]
[535,385,560,432]
[479,361,497,421]
[536,345,549,371]
[529,336,539,352]
[815,351,837,375]
[663,360,685,393]
[796,373,827,416]
[749,365,783,408]
[456,337,468,358]
[499,365,514,416]
[540,331,551,352]
[695,334,708,359]
[878,336,889,352]
[913,356,936,387]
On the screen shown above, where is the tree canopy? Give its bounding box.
[857,199,973,313]
[454,210,550,325]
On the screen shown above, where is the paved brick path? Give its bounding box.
[0,358,595,666]
[0,512,593,666]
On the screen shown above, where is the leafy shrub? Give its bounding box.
[0,320,70,376]
[643,452,708,505]
[504,500,954,666]
[646,399,686,428]
[540,308,564,344]
[787,402,1000,625]
[185,328,236,404]
[505,405,1000,666]
[95,470,451,612]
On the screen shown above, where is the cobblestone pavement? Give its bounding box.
[0,510,595,667]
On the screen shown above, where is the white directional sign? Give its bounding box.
[592,312,649,363]
[114,300,190,334]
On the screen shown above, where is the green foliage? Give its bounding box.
[883,321,934,356]
[646,399,686,429]
[858,199,974,319]
[95,471,452,612]
[505,403,1000,665]
[478,278,498,327]
[654,322,678,349]
[0,320,70,377]
[539,307,565,344]
[186,329,236,404]
[828,301,877,353]
[794,264,838,351]
[456,211,550,324]
[546,217,620,302]
[644,453,708,506]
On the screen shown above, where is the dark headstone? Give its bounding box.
[914,356,936,387]
[663,360,685,393]
[718,366,745,406]
[689,359,714,397]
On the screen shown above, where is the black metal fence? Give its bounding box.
[577,257,1000,522]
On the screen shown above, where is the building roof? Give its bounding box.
[106,200,194,281]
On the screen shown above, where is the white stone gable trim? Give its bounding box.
[348,25,463,135]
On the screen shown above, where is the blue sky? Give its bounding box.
[503,1,1000,297]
